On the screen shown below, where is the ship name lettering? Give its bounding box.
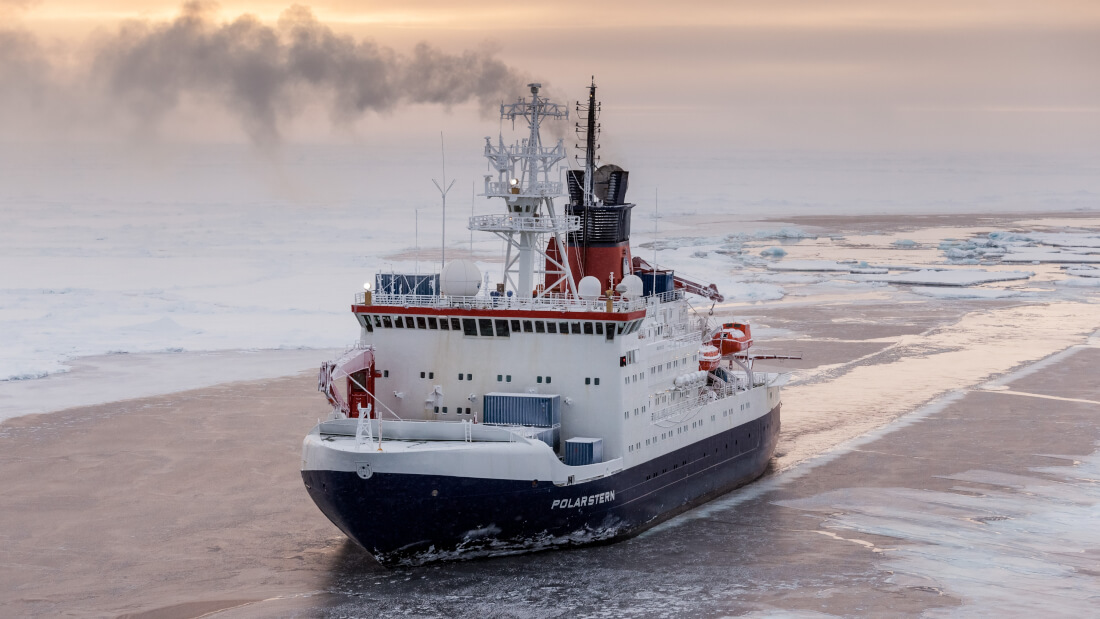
[551,490,615,509]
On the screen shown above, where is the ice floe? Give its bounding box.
[910,287,1021,299]
[850,269,1033,287]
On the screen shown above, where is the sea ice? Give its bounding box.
[849,269,1033,287]
[759,247,788,257]
[910,287,1021,299]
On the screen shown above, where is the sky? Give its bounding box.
[2,0,1097,152]
[1,1,1098,212]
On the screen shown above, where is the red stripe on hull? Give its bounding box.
[351,305,647,321]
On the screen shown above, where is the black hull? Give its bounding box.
[303,404,780,566]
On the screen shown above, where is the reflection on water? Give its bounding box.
[778,302,1099,470]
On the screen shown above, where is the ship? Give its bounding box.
[302,81,787,566]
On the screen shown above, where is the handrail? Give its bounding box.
[353,289,685,313]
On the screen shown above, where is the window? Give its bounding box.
[546,376,552,384]
[523,320,534,333]
[458,373,464,380]
[429,372,434,379]
[585,377,591,385]
[428,317,438,329]
[594,377,600,385]
[466,373,472,380]
[434,406,439,413]
[506,375,512,382]
[617,323,626,335]
[583,322,594,335]
[383,370,389,377]
[571,322,582,334]
[495,319,510,337]
[420,371,425,378]
[606,324,614,341]
[442,407,448,414]
[497,374,503,382]
[439,317,449,330]
[394,316,404,328]
[479,318,493,337]
[417,316,427,329]
[595,322,604,335]
[624,411,629,419]
[560,322,570,334]
[462,318,477,336]
[547,322,557,334]
[451,317,461,330]
[624,377,630,385]
[534,321,545,333]
[537,376,543,384]
[510,319,521,332]
[373,316,382,327]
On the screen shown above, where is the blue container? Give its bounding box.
[564,437,604,466]
[482,393,561,428]
[640,271,675,297]
[375,273,440,296]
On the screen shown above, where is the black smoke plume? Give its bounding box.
[0,2,534,145]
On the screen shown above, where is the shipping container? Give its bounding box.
[564,437,604,466]
[482,393,561,428]
[640,270,675,297]
[375,273,440,296]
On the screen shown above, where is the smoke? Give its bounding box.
[0,2,535,145]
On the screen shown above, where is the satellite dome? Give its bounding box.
[578,276,602,301]
[616,274,644,299]
[440,260,482,297]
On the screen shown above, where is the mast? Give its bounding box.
[471,83,578,299]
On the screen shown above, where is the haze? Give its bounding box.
[2,1,1098,211]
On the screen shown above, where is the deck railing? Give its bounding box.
[354,289,684,314]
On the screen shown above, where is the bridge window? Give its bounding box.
[428,317,438,329]
[495,319,510,336]
[451,318,461,330]
[559,321,570,334]
[439,317,449,330]
[509,319,521,332]
[546,322,557,333]
[535,321,545,333]
[583,322,594,335]
[393,316,404,328]
[462,318,477,336]
[571,322,582,334]
[605,323,614,341]
[417,316,427,329]
[479,318,493,336]
[523,320,534,333]
[594,322,604,335]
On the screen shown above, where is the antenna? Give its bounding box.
[432,131,455,272]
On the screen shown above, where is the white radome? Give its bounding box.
[578,276,602,300]
[440,260,482,297]
[616,274,644,299]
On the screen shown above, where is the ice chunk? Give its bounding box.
[850,269,1034,286]
[766,260,849,272]
[892,239,918,247]
[759,247,788,257]
[910,287,1021,299]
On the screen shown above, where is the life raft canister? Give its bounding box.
[699,344,722,371]
[712,322,753,355]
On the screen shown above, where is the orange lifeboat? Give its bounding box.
[699,344,721,371]
[712,322,753,355]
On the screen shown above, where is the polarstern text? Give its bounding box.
[552,491,615,509]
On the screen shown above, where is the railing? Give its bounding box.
[468,213,580,233]
[484,180,564,197]
[353,289,685,314]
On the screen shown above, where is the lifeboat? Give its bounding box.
[698,344,721,371]
[712,322,753,355]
